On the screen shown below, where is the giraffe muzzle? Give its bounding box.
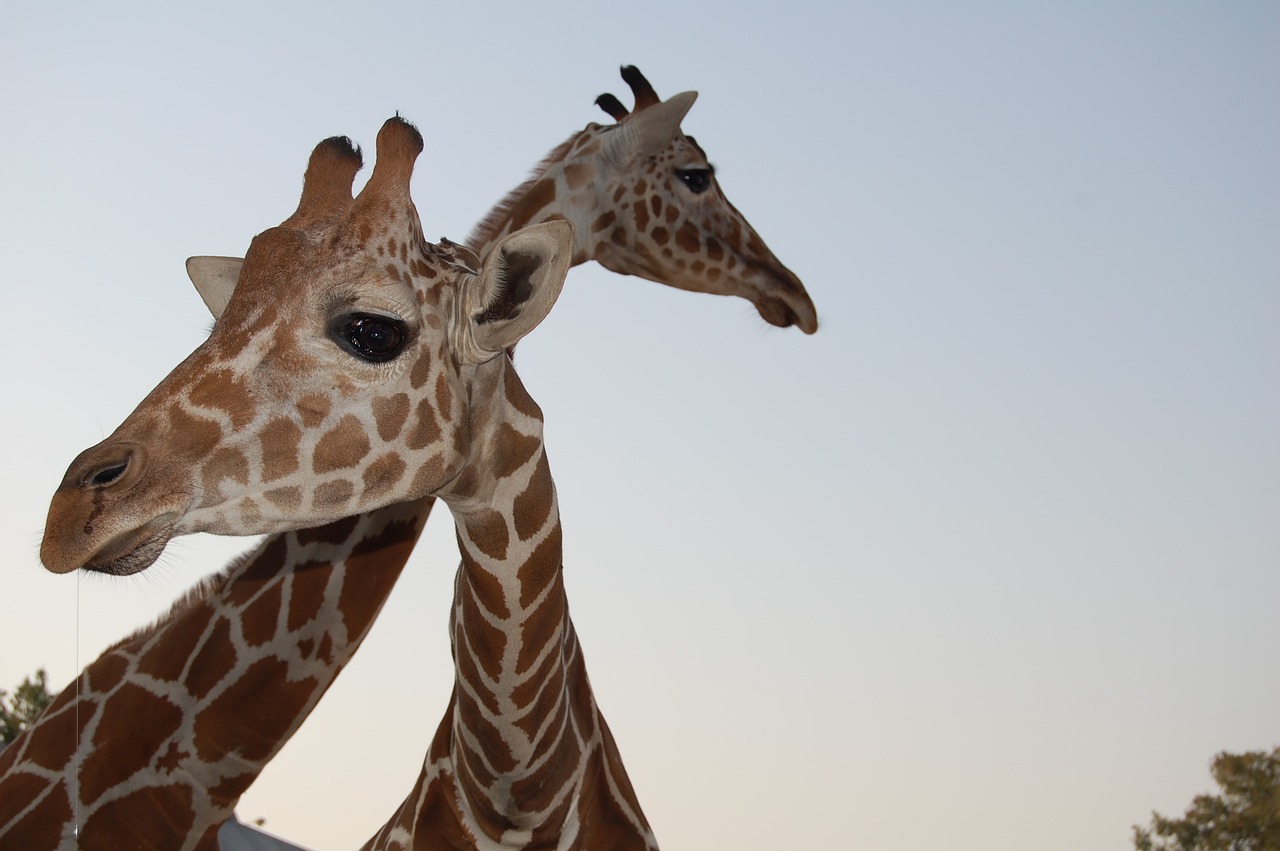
[61,440,146,493]
[41,441,180,575]
[752,263,819,334]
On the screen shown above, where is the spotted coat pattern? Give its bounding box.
[12,66,815,851]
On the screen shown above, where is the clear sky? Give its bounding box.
[2,2,1277,849]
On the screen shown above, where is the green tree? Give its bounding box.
[0,668,55,745]
[1134,747,1280,851]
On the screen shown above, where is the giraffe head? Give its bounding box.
[41,117,572,576]
[557,65,817,333]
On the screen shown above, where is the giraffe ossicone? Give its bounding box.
[40,117,574,577]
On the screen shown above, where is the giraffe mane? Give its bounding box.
[468,66,678,254]
[105,560,244,650]
[465,133,579,252]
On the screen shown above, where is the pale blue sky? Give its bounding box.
[2,2,1277,849]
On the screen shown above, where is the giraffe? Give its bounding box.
[4,67,812,849]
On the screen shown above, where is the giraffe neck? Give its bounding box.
[0,501,426,851]
[467,128,605,268]
[363,363,656,849]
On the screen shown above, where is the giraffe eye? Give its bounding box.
[332,313,409,363]
[676,168,712,194]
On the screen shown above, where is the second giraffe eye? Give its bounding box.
[676,168,712,194]
[332,313,409,363]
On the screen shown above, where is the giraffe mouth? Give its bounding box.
[81,516,178,576]
[756,297,803,331]
[755,292,819,334]
[741,258,818,334]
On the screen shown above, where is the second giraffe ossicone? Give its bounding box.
[38,118,658,848]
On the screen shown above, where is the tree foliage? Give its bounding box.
[1134,747,1280,851]
[0,668,54,745]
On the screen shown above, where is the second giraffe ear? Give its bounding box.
[455,222,573,364]
[607,91,698,163]
[185,256,244,319]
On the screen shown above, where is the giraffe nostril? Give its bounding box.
[79,453,134,490]
[66,441,147,494]
[88,463,129,488]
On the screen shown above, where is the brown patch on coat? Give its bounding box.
[338,518,419,639]
[224,535,290,602]
[203,447,249,495]
[632,199,650,233]
[80,683,183,803]
[372,393,410,441]
[515,570,565,679]
[517,523,562,609]
[457,574,508,685]
[675,221,701,254]
[264,486,302,512]
[83,784,196,843]
[167,404,222,462]
[241,579,282,647]
[409,351,433,390]
[705,236,725,262]
[296,394,331,428]
[194,657,317,763]
[361,453,407,502]
[404,398,440,450]
[591,210,616,233]
[493,424,540,480]
[294,515,360,548]
[508,179,556,231]
[260,418,303,482]
[313,478,354,508]
[85,652,128,694]
[435,372,453,417]
[466,509,510,561]
[0,775,71,848]
[137,605,215,682]
[188,367,256,429]
[186,616,236,700]
[287,559,331,633]
[312,415,371,473]
[513,453,554,541]
[564,162,594,189]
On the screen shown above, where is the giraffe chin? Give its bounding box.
[81,519,176,576]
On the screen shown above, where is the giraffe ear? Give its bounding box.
[185,256,244,319]
[607,90,698,163]
[455,222,573,364]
